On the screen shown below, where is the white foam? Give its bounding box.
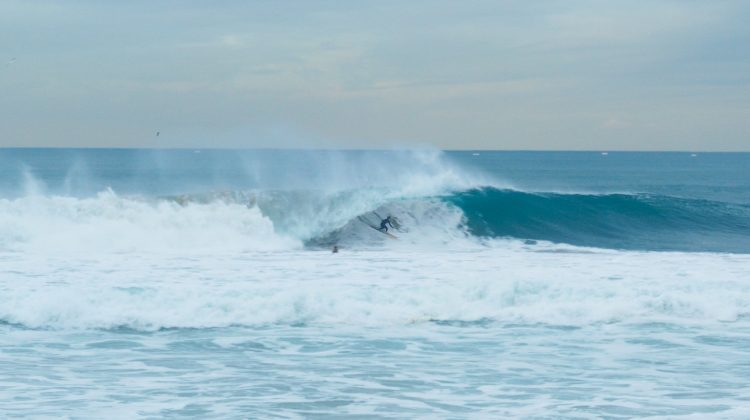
[0,189,299,254]
[1,247,748,330]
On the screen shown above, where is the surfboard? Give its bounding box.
[358,216,398,239]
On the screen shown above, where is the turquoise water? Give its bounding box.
[1,149,749,418]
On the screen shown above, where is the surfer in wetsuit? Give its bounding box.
[379,216,394,233]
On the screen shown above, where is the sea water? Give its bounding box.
[1,149,749,418]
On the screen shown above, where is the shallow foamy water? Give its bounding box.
[2,245,749,418]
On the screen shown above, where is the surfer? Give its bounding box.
[379,216,394,233]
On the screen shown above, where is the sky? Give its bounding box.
[1,0,749,151]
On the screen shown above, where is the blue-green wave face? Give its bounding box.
[446,188,750,253]
[2,149,749,254]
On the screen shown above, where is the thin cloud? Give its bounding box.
[1,0,748,150]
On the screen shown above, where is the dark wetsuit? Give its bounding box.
[379,217,393,232]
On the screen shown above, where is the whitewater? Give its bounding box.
[1,149,749,418]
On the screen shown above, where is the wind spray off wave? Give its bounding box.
[0,149,493,254]
[3,165,750,254]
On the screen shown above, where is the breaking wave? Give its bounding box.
[450,188,750,253]
[1,147,748,253]
[1,185,749,254]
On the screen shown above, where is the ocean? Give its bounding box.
[1,149,749,418]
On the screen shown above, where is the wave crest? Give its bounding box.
[2,184,750,254]
[450,188,750,253]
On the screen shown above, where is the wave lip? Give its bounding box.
[447,187,750,253]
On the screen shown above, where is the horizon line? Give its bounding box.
[1,146,748,153]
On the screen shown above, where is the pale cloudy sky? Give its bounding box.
[1,0,749,150]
